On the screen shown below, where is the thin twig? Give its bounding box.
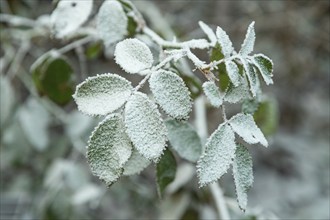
[0,14,36,27]
[210,182,231,220]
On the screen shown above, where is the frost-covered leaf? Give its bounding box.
[198,21,217,46]
[165,119,202,162]
[216,26,234,58]
[224,75,251,103]
[72,184,104,205]
[149,70,192,120]
[202,81,223,108]
[229,113,268,147]
[115,38,153,74]
[18,98,50,151]
[50,0,93,38]
[197,123,236,187]
[225,60,241,87]
[124,92,167,161]
[233,144,253,211]
[87,114,132,186]
[97,0,128,47]
[157,148,176,198]
[73,73,133,116]
[239,21,255,56]
[123,148,150,176]
[252,54,274,85]
[240,58,259,97]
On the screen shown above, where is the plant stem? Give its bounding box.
[194,96,230,220]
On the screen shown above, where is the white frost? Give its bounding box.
[124,92,167,162]
[252,54,274,85]
[229,113,268,147]
[97,0,128,47]
[50,0,93,39]
[202,81,223,108]
[115,38,154,74]
[149,70,192,120]
[240,57,259,97]
[87,114,132,186]
[224,75,251,104]
[225,60,241,87]
[197,123,236,187]
[216,26,234,58]
[73,73,133,116]
[198,21,217,46]
[239,21,255,56]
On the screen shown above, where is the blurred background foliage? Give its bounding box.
[0,0,329,219]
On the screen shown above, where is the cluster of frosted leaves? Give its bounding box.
[87,114,132,186]
[232,144,254,211]
[149,70,192,120]
[123,148,151,176]
[115,38,153,74]
[50,0,93,38]
[197,113,267,187]
[97,0,128,47]
[73,73,133,116]
[229,113,268,147]
[211,22,273,99]
[124,92,167,162]
[165,119,202,162]
[202,81,223,108]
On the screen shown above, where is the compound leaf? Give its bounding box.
[115,38,153,74]
[225,60,241,87]
[202,81,223,108]
[123,148,151,176]
[229,113,268,147]
[87,114,132,186]
[252,54,274,85]
[157,148,177,198]
[216,26,234,58]
[233,144,254,212]
[239,21,255,56]
[165,119,202,162]
[124,92,167,161]
[198,21,217,46]
[197,123,236,187]
[149,70,192,120]
[50,0,93,38]
[97,0,128,47]
[73,73,133,116]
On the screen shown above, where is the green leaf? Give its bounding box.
[32,56,74,105]
[115,38,153,74]
[97,0,128,47]
[73,73,133,116]
[157,148,177,198]
[229,113,268,147]
[232,144,254,212]
[202,81,223,108]
[216,26,234,58]
[210,44,230,92]
[239,21,255,56]
[124,92,167,161]
[87,114,132,186]
[197,123,236,187]
[253,97,279,136]
[85,41,103,60]
[225,60,241,87]
[149,70,192,120]
[252,54,274,85]
[123,148,150,176]
[165,119,202,162]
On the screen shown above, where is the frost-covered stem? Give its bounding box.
[134,72,152,92]
[194,96,230,220]
[31,35,95,71]
[210,182,231,220]
[221,105,227,122]
[0,13,36,27]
